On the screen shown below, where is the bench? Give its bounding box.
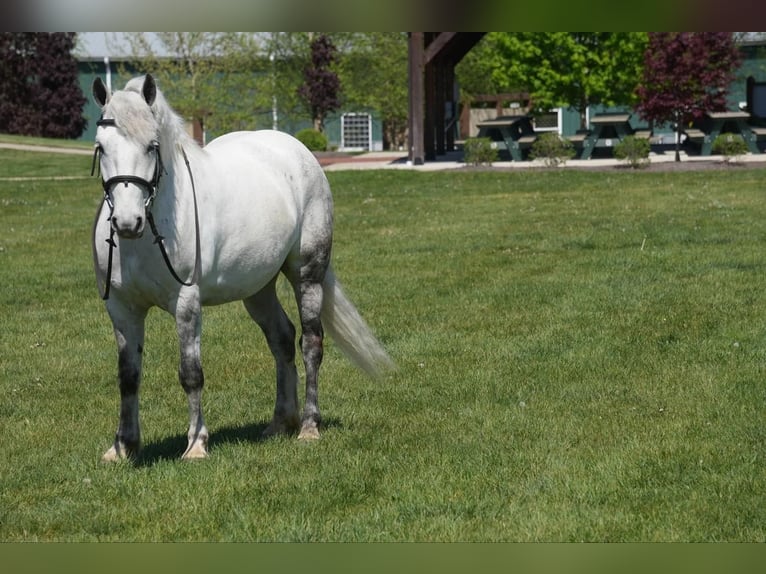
[476,115,538,161]
[633,129,652,139]
[683,129,707,144]
[568,132,589,144]
[566,131,594,159]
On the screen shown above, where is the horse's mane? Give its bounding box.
[113,76,199,157]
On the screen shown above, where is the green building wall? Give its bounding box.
[76,43,766,149]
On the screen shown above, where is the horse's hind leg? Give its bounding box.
[243,279,300,437]
[288,255,329,441]
[103,302,147,462]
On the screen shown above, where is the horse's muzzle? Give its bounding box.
[111,215,145,239]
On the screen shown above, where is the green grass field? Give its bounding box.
[1,146,765,541]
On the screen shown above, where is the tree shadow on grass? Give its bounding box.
[135,417,343,467]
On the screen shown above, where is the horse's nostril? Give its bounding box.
[136,216,143,230]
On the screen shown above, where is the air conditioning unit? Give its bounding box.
[341,113,372,151]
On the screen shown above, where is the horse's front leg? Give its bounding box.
[175,288,209,460]
[103,302,147,462]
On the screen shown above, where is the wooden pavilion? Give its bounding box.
[407,32,485,164]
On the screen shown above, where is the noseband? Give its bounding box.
[93,116,201,300]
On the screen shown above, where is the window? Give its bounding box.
[532,109,561,133]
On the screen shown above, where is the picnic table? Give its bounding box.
[574,113,652,160]
[683,110,765,155]
[475,115,537,161]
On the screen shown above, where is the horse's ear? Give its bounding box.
[142,74,157,107]
[92,77,110,107]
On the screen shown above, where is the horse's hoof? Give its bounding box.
[101,448,122,462]
[182,440,209,460]
[182,447,208,460]
[101,443,136,462]
[298,425,320,441]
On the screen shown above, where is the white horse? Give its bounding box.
[91,74,393,461]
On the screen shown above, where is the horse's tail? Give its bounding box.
[321,266,396,378]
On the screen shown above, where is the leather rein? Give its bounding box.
[93,117,201,300]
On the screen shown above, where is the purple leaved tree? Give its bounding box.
[635,32,742,161]
[0,33,87,139]
[297,34,341,133]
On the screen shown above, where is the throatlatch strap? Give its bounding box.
[142,146,201,288]
[181,146,202,285]
[146,210,194,287]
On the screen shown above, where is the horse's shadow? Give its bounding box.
[135,417,343,467]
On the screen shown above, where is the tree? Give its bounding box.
[258,32,308,133]
[635,32,742,161]
[334,32,409,150]
[455,33,520,99]
[113,33,266,139]
[116,32,396,144]
[491,33,648,128]
[297,34,341,133]
[0,32,87,138]
[271,33,409,149]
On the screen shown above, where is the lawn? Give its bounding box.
[1,147,765,541]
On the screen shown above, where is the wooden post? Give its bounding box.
[409,32,486,164]
[445,64,456,151]
[459,98,471,140]
[408,33,424,165]
[192,118,204,146]
[424,57,436,161]
[435,59,446,156]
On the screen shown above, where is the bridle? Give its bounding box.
[92,116,201,300]
[92,118,164,212]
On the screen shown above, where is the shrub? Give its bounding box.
[530,133,575,167]
[712,133,748,163]
[295,128,328,152]
[614,135,651,169]
[463,137,499,166]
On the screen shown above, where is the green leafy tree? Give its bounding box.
[333,32,409,150]
[113,33,266,138]
[491,33,648,128]
[260,32,317,133]
[232,32,406,144]
[455,33,520,99]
